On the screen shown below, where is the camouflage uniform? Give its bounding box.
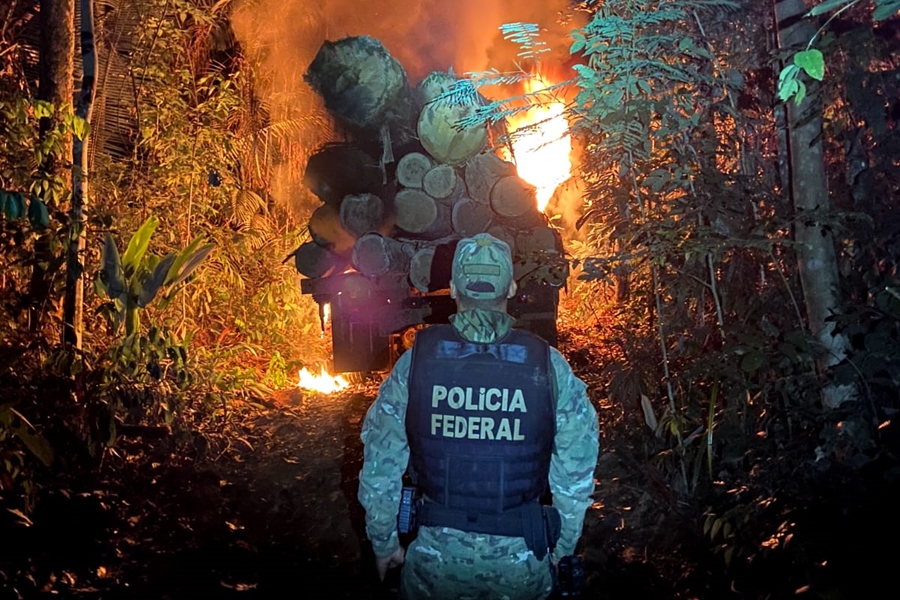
[358,309,599,600]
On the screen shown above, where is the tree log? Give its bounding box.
[303,143,384,206]
[486,225,517,254]
[464,152,518,204]
[423,164,463,201]
[396,152,434,188]
[417,98,488,166]
[308,204,356,256]
[451,197,494,238]
[394,188,452,238]
[490,175,538,218]
[294,241,347,278]
[351,232,411,277]
[339,193,389,237]
[304,36,408,130]
[409,246,435,293]
[417,70,456,104]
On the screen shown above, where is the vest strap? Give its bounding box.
[418,501,561,560]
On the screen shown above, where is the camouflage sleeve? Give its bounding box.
[357,351,412,558]
[548,347,599,561]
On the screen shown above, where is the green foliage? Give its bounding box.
[776,0,899,103]
[0,402,53,513]
[96,216,214,337]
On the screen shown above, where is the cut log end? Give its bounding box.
[451,197,494,238]
[396,152,434,188]
[351,233,411,278]
[423,164,460,200]
[394,188,452,238]
[294,241,347,279]
[340,193,387,238]
[491,175,538,218]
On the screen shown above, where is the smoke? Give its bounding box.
[232,0,579,85]
[230,0,584,221]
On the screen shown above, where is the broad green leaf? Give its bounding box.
[808,0,854,17]
[166,243,214,288]
[163,235,206,286]
[101,233,126,299]
[27,196,49,230]
[137,253,177,307]
[777,80,796,103]
[121,216,159,273]
[72,115,91,140]
[741,351,765,372]
[10,193,26,220]
[793,80,808,105]
[874,0,900,20]
[794,49,825,81]
[12,424,54,466]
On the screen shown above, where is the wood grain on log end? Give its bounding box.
[397,152,434,188]
[339,192,386,238]
[451,197,494,238]
[464,152,518,205]
[417,100,487,166]
[409,246,435,293]
[351,232,411,278]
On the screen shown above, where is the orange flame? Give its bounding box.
[298,366,349,394]
[504,76,572,212]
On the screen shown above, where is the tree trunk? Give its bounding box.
[394,188,452,238]
[339,192,388,238]
[774,0,855,408]
[409,246,435,293]
[423,164,462,201]
[308,204,357,256]
[351,232,411,277]
[451,197,493,237]
[30,0,74,332]
[304,36,408,131]
[396,152,433,189]
[63,0,95,349]
[293,241,347,278]
[417,98,487,166]
[464,152,517,204]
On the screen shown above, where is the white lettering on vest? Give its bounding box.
[448,387,465,409]
[432,385,448,408]
[508,389,527,413]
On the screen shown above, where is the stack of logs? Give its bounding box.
[293,35,567,292]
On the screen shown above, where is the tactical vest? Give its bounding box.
[406,324,555,515]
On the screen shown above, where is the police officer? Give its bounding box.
[358,233,599,599]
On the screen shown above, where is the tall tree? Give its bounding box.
[63,0,95,349]
[773,0,856,408]
[30,0,74,331]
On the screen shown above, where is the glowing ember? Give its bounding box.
[298,366,349,394]
[504,76,572,212]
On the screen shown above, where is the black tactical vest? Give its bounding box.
[406,324,555,514]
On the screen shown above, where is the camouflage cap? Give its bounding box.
[451,233,514,300]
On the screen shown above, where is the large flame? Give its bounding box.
[298,366,349,394]
[504,76,572,212]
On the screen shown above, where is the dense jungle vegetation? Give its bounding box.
[1,0,899,598]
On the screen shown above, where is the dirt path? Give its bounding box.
[5,366,897,599]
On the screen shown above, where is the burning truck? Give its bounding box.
[292,36,570,374]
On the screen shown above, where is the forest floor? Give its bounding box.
[2,324,899,600]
